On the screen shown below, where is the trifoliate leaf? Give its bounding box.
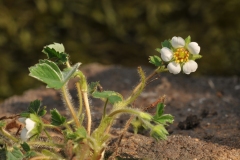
[185,36,191,46]
[161,40,171,49]
[6,146,24,160]
[42,47,68,64]
[21,142,30,152]
[23,100,46,117]
[153,103,174,125]
[28,100,41,114]
[92,91,123,104]
[50,109,66,126]
[149,55,162,66]
[29,61,80,89]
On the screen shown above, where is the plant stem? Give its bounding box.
[0,127,18,143]
[61,86,80,128]
[43,129,52,141]
[82,91,91,134]
[103,98,108,118]
[75,71,92,135]
[76,82,83,117]
[108,108,140,118]
[66,61,71,68]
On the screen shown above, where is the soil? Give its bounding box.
[0,63,240,160]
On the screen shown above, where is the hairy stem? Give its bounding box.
[108,108,140,118]
[76,82,83,117]
[61,86,80,128]
[82,91,91,134]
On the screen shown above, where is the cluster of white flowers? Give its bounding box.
[18,118,36,141]
[160,36,200,74]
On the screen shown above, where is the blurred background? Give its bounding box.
[0,0,240,101]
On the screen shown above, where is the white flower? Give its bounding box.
[160,47,173,62]
[167,62,181,74]
[46,42,65,53]
[160,36,201,74]
[18,118,36,141]
[183,60,198,74]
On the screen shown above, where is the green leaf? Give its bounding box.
[61,63,81,84]
[155,103,164,117]
[92,91,123,104]
[6,147,24,160]
[38,107,47,117]
[149,55,162,66]
[161,40,171,48]
[42,47,68,64]
[26,100,46,117]
[29,62,80,89]
[21,142,30,152]
[50,109,66,126]
[153,114,174,125]
[185,36,191,46]
[66,127,87,141]
[153,103,174,125]
[29,61,62,89]
[39,59,62,76]
[28,100,41,114]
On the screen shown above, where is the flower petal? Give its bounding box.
[25,118,36,131]
[18,118,26,124]
[183,60,198,74]
[187,42,200,54]
[167,62,181,74]
[171,36,185,48]
[47,43,65,53]
[160,47,173,62]
[20,128,29,141]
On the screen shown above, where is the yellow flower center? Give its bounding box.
[173,48,189,63]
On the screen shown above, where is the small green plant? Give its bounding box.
[0,36,201,160]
